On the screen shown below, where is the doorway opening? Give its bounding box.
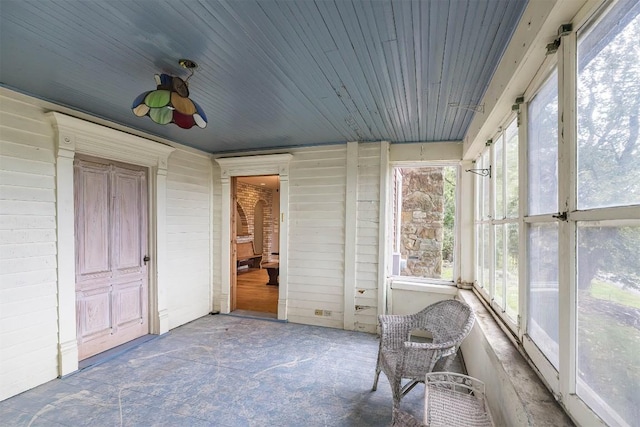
[233,175,280,318]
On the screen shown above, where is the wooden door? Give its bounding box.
[74,157,148,360]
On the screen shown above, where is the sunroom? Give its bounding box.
[0,0,638,425]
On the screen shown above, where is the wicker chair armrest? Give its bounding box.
[403,341,457,360]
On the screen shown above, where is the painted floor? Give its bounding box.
[0,314,455,427]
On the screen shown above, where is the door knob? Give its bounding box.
[143,255,150,264]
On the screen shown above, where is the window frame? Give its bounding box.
[473,1,640,424]
[388,161,462,287]
[473,114,520,332]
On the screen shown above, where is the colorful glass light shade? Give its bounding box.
[132,73,207,129]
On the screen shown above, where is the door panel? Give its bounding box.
[75,157,148,360]
[77,164,110,276]
[114,172,143,269]
[78,286,111,337]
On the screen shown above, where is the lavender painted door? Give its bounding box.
[74,157,148,360]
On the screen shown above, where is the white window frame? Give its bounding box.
[388,161,461,287]
[473,114,520,332]
[561,2,640,425]
[521,58,562,395]
[490,1,640,425]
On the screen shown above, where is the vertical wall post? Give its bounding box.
[377,141,390,316]
[278,164,290,320]
[343,141,358,330]
[155,162,170,333]
[220,173,232,313]
[54,130,79,376]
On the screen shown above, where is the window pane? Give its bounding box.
[505,120,519,218]
[494,224,505,306]
[528,70,559,215]
[442,167,456,280]
[577,3,640,210]
[482,151,491,219]
[475,225,484,289]
[506,223,519,320]
[397,166,456,280]
[528,223,559,368]
[495,134,504,218]
[577,224,640,426]
[483,223,491,289]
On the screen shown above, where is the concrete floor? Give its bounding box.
[0,314,443,427]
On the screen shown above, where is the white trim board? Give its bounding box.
[215,154,293,320]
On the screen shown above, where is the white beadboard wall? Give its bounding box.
[216,143,385,330]
[354,143,382,333]
[0,93,59,401]
[287,145,347,328]
[0,89,218,400]
[166,149,213,329]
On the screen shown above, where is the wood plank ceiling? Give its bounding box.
[0,0,527,154]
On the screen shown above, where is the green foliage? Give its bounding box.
[442,167,456,261]
[579,309,640,424]
[590,279,640,309]
[575,10,640,291]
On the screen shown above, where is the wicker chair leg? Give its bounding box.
[372,369,381,391]
[392,378,402,410]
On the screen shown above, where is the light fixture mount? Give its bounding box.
[179,59,198,70]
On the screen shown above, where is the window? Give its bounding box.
[526,69,560,369]
[527,222,559,369]
[575,2,640,424]
[473,1,639,424]
[475,151,491,292]
[392,166,457,282]
[474,117,519,326]
[576,224,640,425]
[495,121,519,320]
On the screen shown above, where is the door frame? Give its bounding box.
[49,112,175,376]
[215,154,292,320]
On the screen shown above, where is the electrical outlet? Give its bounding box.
[323,310,332,317]
[314,309,323,316]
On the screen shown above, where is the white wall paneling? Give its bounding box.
[0,94,58,400]
[354,142,383,332]
[286,146,347,328]
[166,149,213,329]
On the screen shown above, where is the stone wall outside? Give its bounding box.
[400,167,445,277]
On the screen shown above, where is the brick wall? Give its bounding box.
[236,182,275,261]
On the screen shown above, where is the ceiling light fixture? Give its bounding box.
[132,59,207,129]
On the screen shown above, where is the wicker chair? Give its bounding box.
[424,372,492,426]
[392,408,425,427]
[371,299,475,417]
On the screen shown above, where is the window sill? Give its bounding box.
[390,278,457,294]
[457,289,575,426]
